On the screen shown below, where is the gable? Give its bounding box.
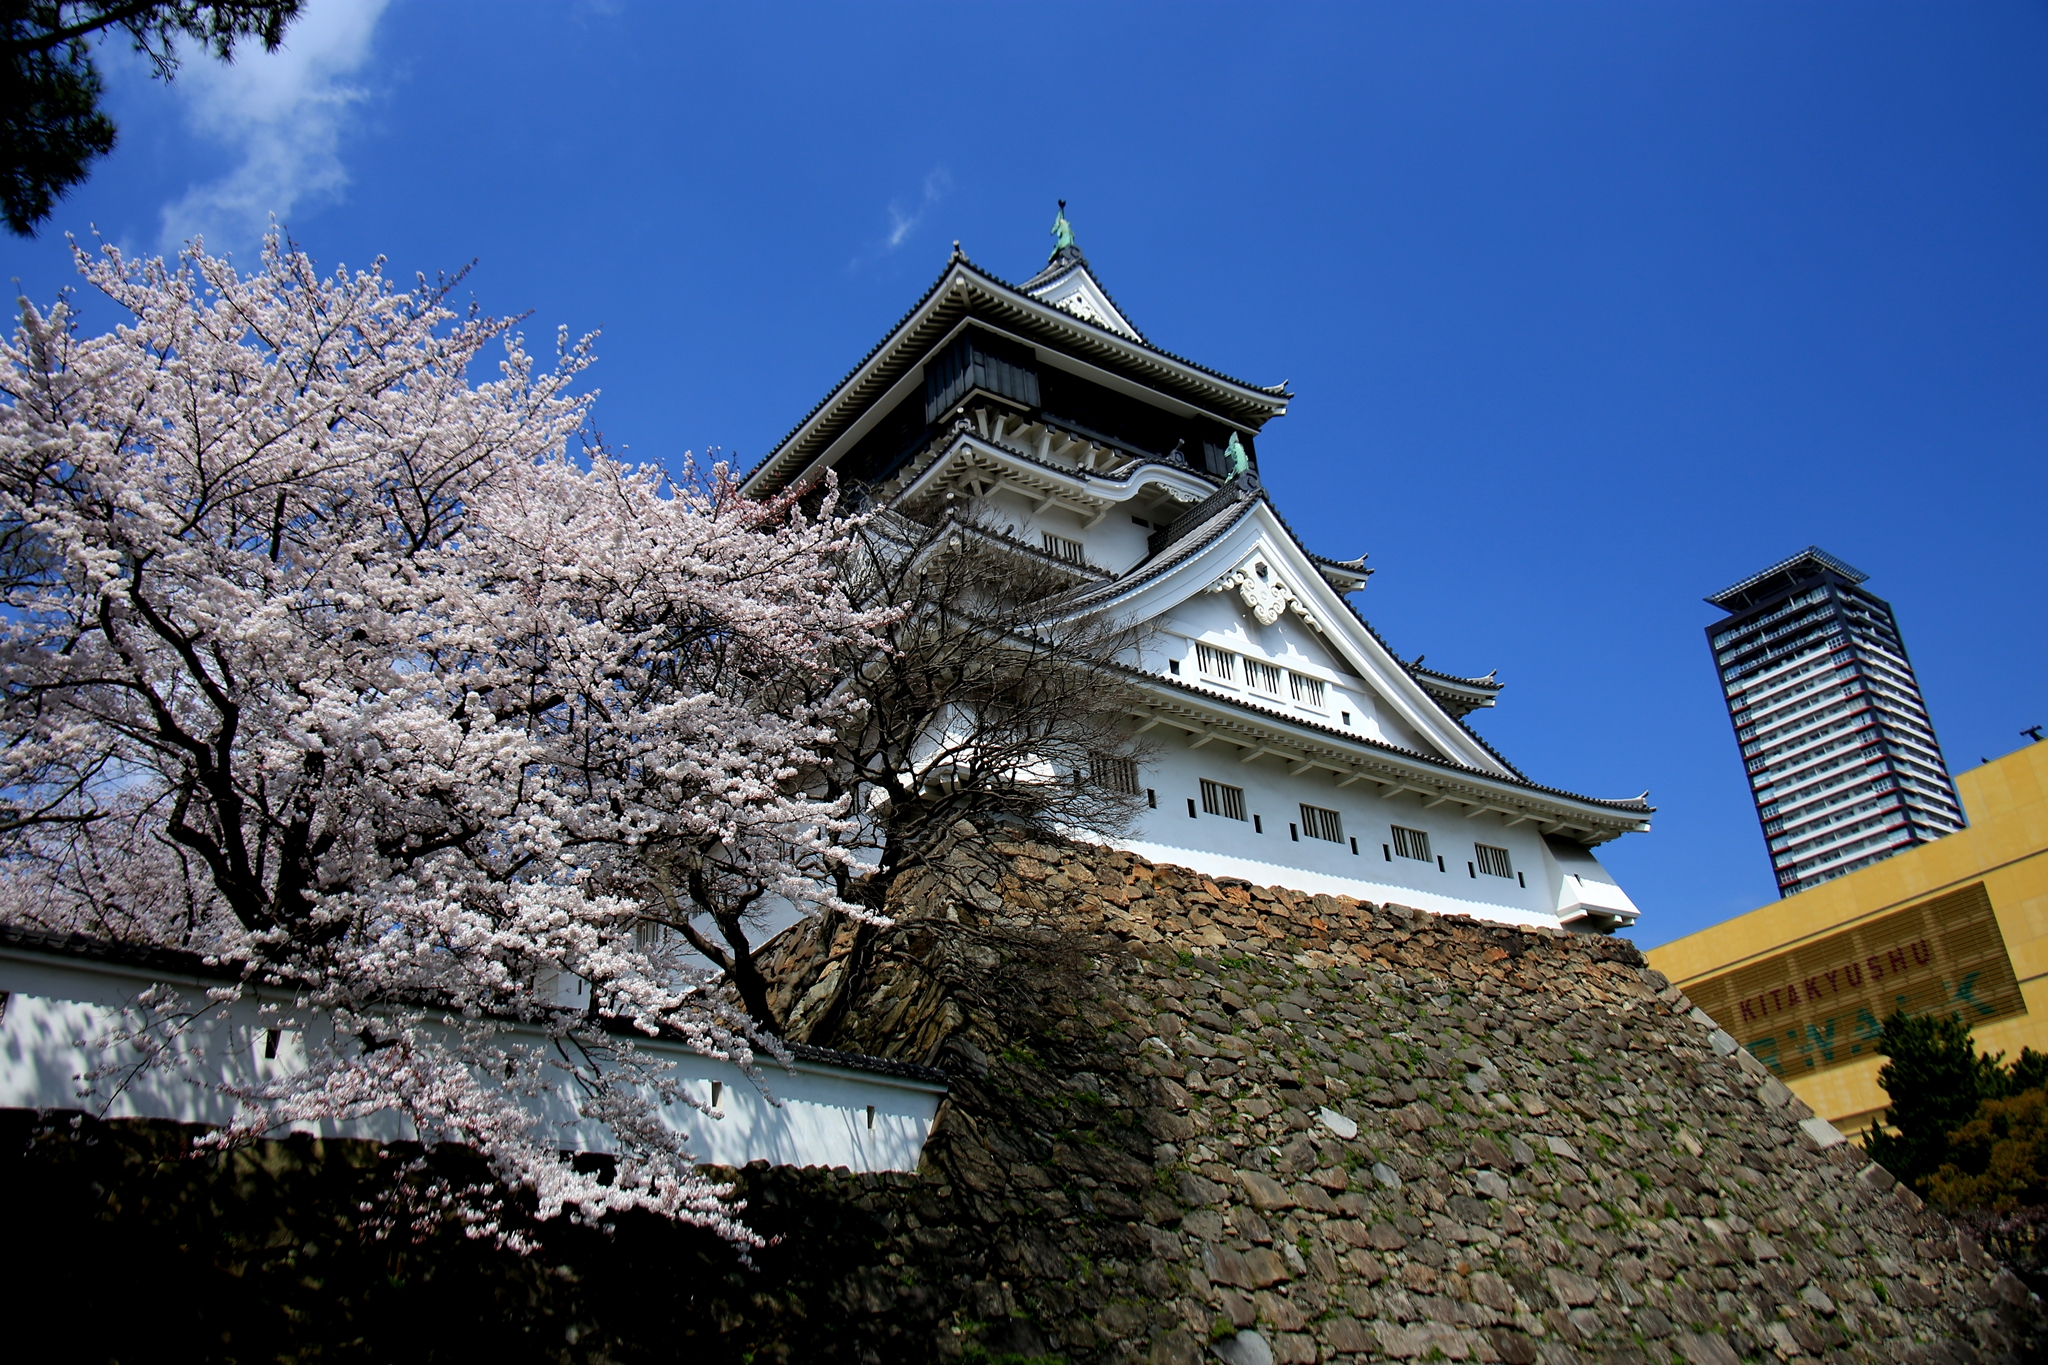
[1062,502,1511,777]
[1159,562,1446,761]
[1023,263,1142,340]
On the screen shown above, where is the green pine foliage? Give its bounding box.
[1930,1089,2048,1211]
[0,2,301,234]
[1862,1008,2048,1200]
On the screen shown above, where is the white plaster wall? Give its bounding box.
[1119,738,1635,932]
[1153,605,1428,755]
[0,949,945,1174]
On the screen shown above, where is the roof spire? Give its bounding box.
[1048,199,1080,265]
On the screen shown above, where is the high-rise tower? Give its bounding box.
[1706,547,1964,896]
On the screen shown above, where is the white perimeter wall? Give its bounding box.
[0,946,945,1174]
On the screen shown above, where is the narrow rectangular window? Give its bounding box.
[1475,843,1514,878]
[1090,753,1139,795]
[1253,814,1264,833]
[1195,642,1235,681]
[1200,779,1247,821]
[1350,836,1359,855]
[1147,788,1157,808]
[1299,804,1344,842]
[1289,673,1326,707]
[1244,658,1283,693]
[1188,797,1198,818]
[1041,532,1086,564]
[1390,825,1432,862]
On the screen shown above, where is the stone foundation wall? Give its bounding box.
[752,824,2038,1364]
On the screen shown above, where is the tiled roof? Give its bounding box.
[1028,485,1641,812]
[1118,666,1654,822]
[743,254,1288,494]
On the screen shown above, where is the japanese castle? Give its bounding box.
[743,211,1650,932]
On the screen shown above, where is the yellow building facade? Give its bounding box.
[1646,740,2048,1134]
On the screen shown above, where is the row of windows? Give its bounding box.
[1190,782,1522,883]
[1192,643,1327,708]
[1710,587,1829,650]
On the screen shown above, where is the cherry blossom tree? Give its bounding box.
[0,234,882,1244]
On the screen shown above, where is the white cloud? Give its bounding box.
[157,0,390,254]
[884,168,951,252]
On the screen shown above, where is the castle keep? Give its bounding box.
[742,216,1649,931]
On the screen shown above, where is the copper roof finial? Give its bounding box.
[1048,199,1076,263]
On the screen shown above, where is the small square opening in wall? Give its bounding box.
[1168,659,1181,675]
[1341,711,1351,726]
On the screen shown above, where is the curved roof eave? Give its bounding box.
[742,256,1291,499]
[1117,667,1655,835]
[1044,495,1514,779]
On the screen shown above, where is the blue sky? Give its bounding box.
[6,1,2044,947]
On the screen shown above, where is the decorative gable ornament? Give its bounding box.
[1209,555,1326,633]
[1056,292,1101,325]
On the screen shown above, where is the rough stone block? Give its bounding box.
[1545,1267,1600,1307]
[1203,1242,1254,1288]
[1673,1331,1741,1365]
[1344,1248,1386,1283]
[1374,1322,1436,1359]
[1797,1116,1846,1150]
[1243,1247,1291,1287]
[1209,1330,1274,1365]
[1237,1171,1295,1210]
